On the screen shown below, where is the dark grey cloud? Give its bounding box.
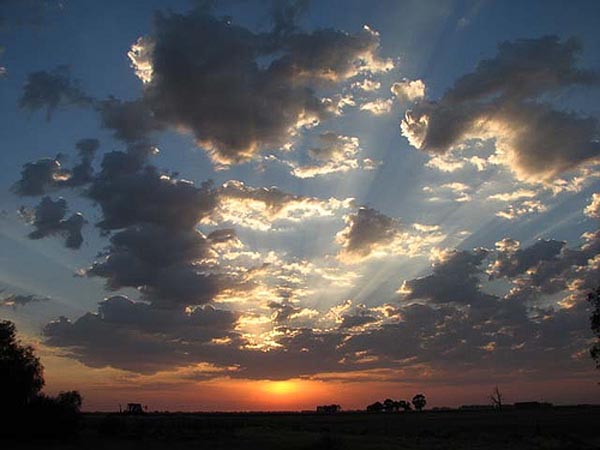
[13,138,98,196]
[44,295,240,373]
[0,293,50,308]
[338,312,377,330]
[402,36,600,181]
[19,65,92,120]
[125,7,389,164]
[41,230,598,378]
[336,206,443,262]
[96,98,163,143]
[12,157,63,196]
[63,138,99,187]
[400,248,494,306]
[337,207,398,258]
[491,238,565,279]
[25,196,85,249]
[526,230,600,295]
[88,162,217,232]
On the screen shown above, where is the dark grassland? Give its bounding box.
[6,406,600,449]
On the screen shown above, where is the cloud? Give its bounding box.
[44,295,240,373]
[41,233,599,379]
[423,182,472,203]
[585,193,600,218]
[495,199,546,220]
[359,97,393,115]
[488,189,537,202]
[19,65,92,119]
[287,132,376,178]
[401,36,600,181]
[490,238,565,279]
[390,78,425,102]
[12,138,99,196]
[0,293,50,308]
[23,196,85,249]
[399,248,494,306]
[95,97,164,143]
[12,157,64,196]
[126,9,391,165]
[207,180,353,230]
[352,78,381,92]
[336,206,445,262]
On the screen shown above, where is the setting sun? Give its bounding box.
[262,380,298,396]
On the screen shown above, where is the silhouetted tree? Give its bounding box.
[0,320,83,440]
[0,320,44,409]
[490,386,504,410]
[412,394,426,411]
[589,286,600,367]
[383,398,397,412]
[366,401,384,412]
[396,400,412,411]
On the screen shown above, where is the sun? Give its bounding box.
[262,380,298,396]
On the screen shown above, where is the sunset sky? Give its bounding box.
[1,0,599,411]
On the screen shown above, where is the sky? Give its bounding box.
[0,0,599,412]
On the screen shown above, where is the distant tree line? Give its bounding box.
[0,320,83,440]
[366,394,427,412]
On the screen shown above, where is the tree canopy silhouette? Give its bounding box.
[0,319,45,409]
[412,394,427,411]
[1,320,83,440]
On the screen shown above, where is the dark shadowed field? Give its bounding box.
[6,406,600,449]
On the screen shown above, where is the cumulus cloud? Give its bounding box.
[12,138,99,196]
[490,238,565,279]
[359,97,393,115]
[0,293,50,308]
[336,206,445,262]
[495,199,547,220]
[287,132,376,178]
[44,295,240,373]
[40,231,600,379]
[401,36,600,181]
[399,248,494,306]
[23,196,85,249]
[125,9,391,165]
[12,157,64,196]
[390,78,425,102]
[207,180,353,230]
[585,193,600,218]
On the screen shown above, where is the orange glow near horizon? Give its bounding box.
[39,350,600,412]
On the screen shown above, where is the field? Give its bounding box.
[6,406,600,449]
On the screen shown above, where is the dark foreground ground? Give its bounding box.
[5,406,600,449]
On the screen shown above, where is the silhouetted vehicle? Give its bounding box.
[412,394,427,411]
[367,401,384,412]
[316,404,341,413]
[124,403,145,415]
